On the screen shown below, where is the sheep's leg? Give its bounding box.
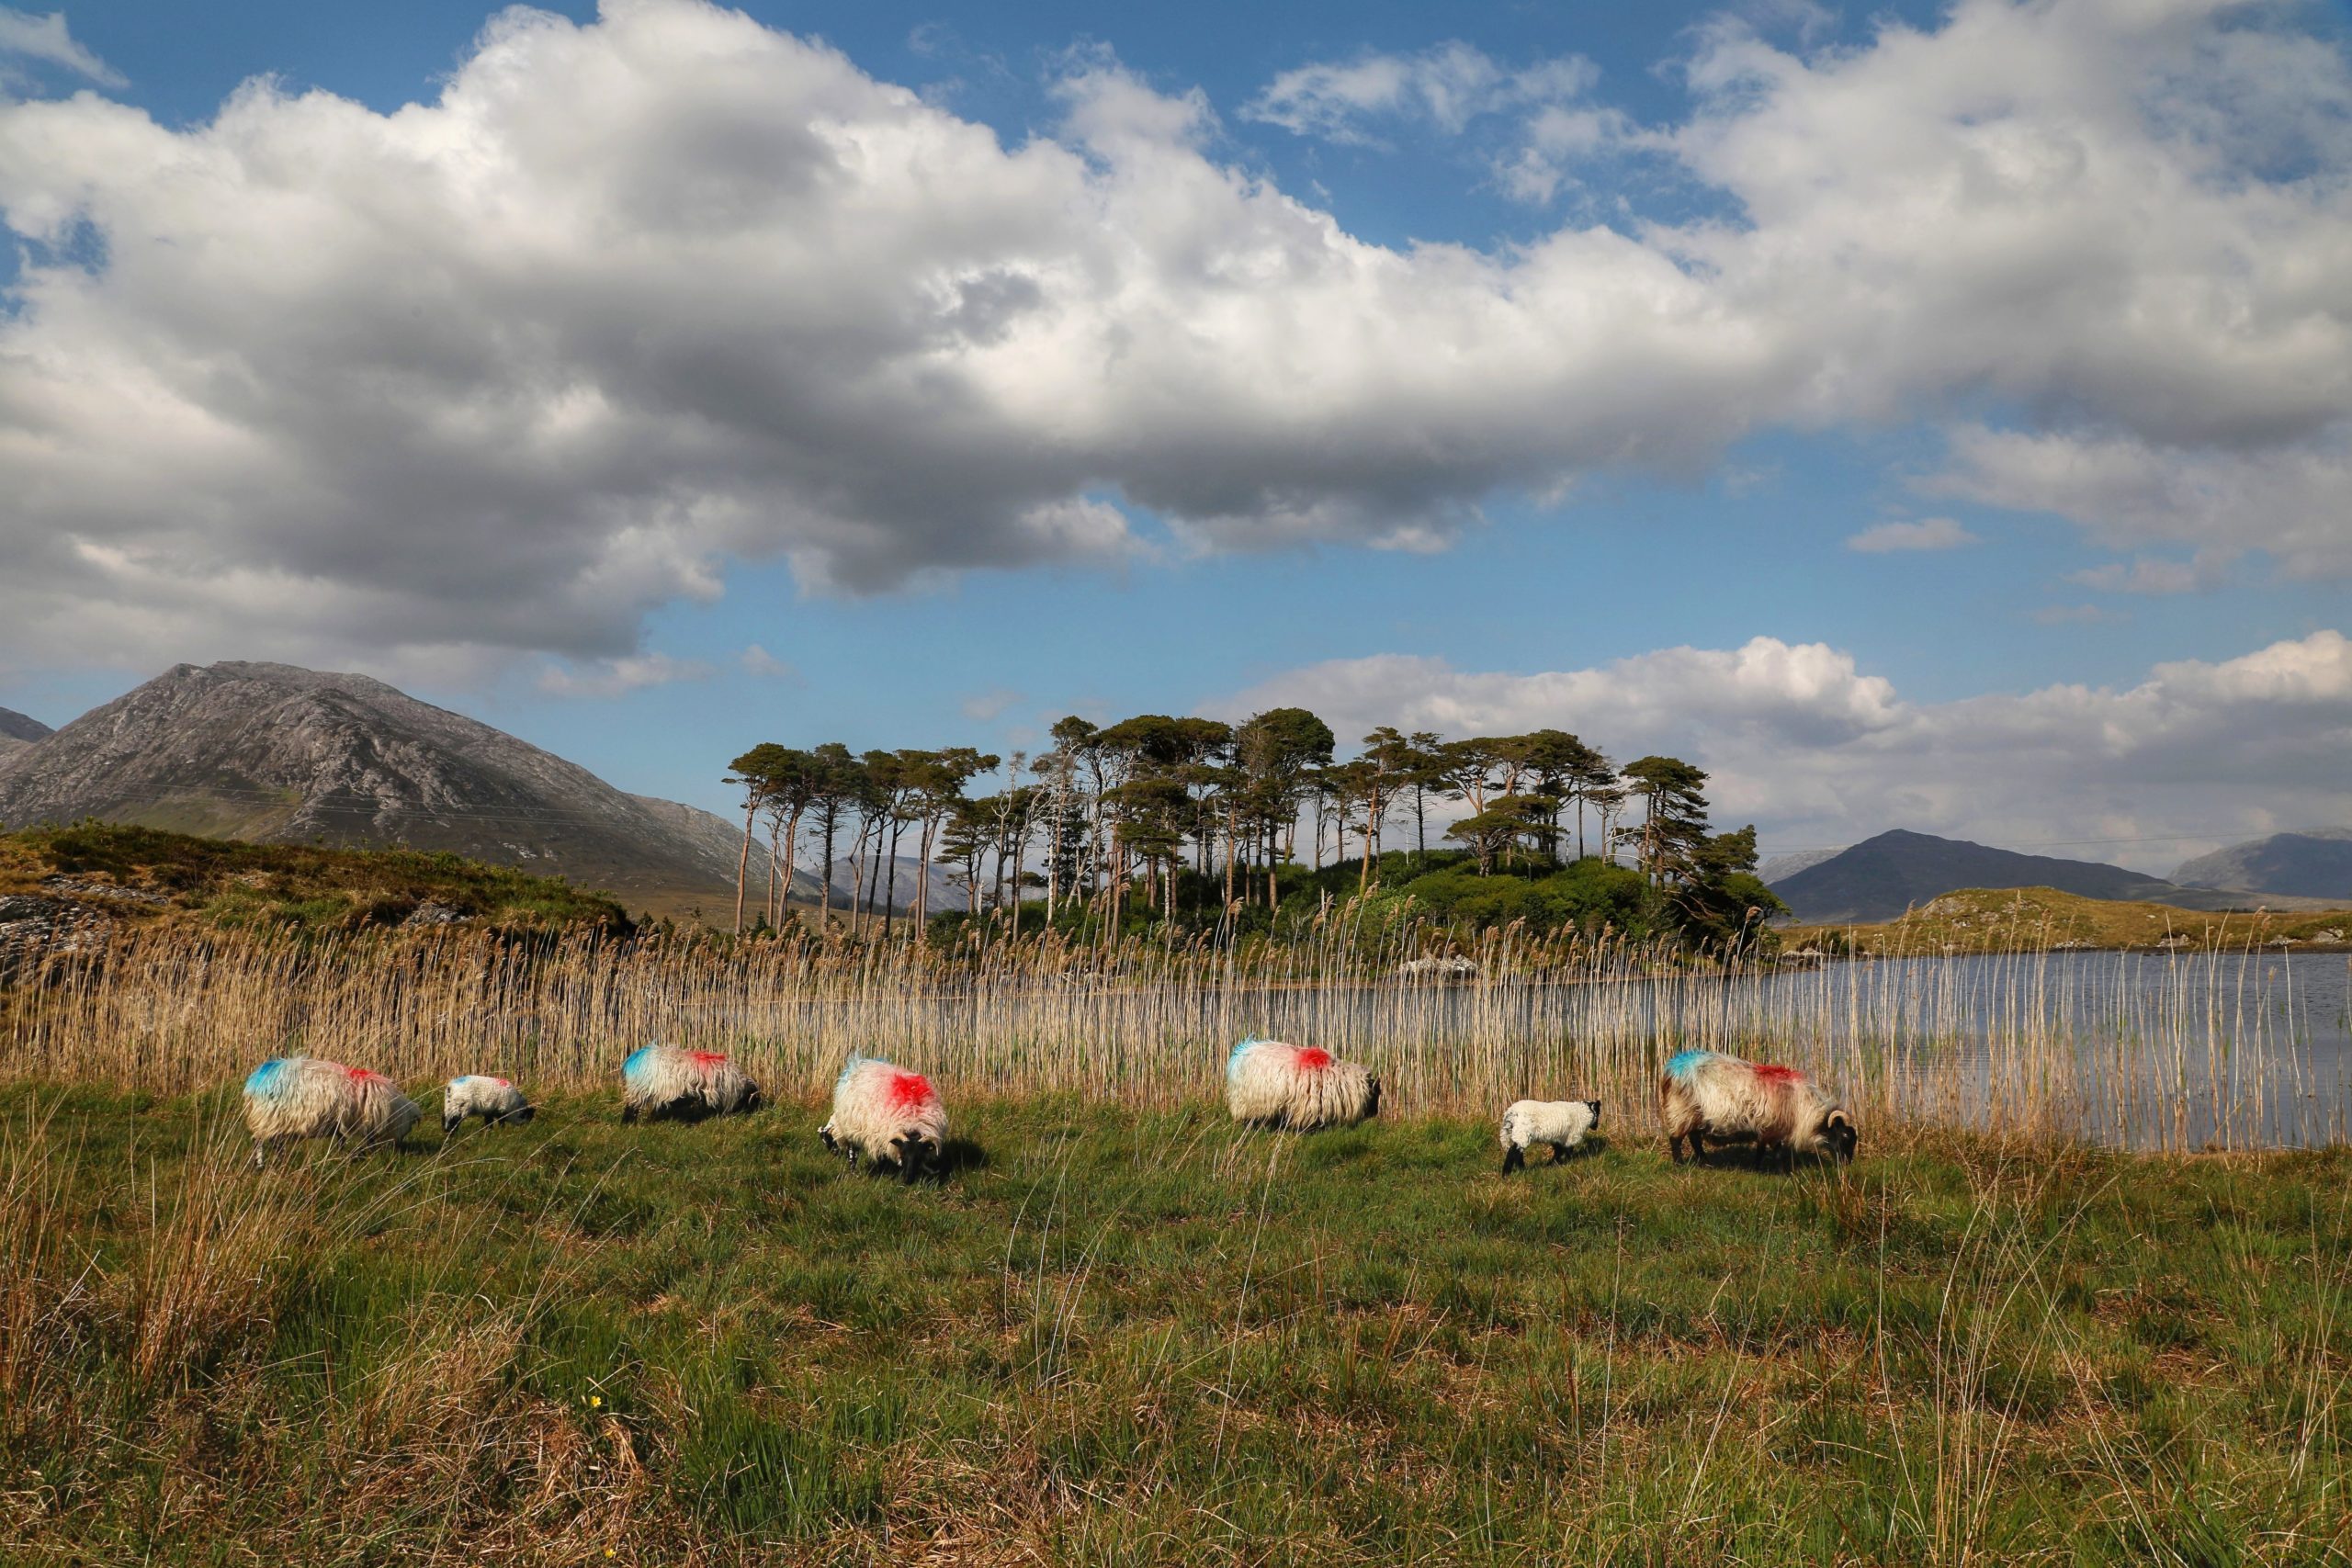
[1665,1133,1684,1164]
[620,1105,639,1125]
[1502,1144,1524,1175]
[252,1138,267,1171]
[444,1115,461,1136]
[1551,1142,1572,1164]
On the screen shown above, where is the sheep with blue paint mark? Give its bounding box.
[1498,1098,1600,1172]
[442,1075,533,1135]
[620,1043,761,1123]
[1659,1049,1855,1169]
[821,1054,948,1182]
[243,1056,421,1168]
[1226,1037,1382,1131]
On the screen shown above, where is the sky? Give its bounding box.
[0,0,2347,874]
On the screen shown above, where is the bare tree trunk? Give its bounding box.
[884,816,904,938]
[733,798,756,935]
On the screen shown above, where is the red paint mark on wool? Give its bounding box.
[1753,1063,1802,1084]
[887,1072,935,1111]
[345,1066,383,1083]
[1294,1047,1331,1071]
[687,1051,729,1070]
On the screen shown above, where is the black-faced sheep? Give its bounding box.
[820,1054,948,1181]
[1225,1038,1382,1131]
[1659,1049,1856,1169]
[243,1056,421,1168]
[619,1043,762,1123]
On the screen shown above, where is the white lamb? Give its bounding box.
[1498,1099,1601,1173]
[442,1075,533,1134]
[243,1056,422,1168]
[820,1054,948,1181]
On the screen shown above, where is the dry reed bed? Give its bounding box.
[3,918,2344,1152]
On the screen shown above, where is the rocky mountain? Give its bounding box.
[1771,829,2336,925]
[0,661,953,917]
[0,705,51,765]
[2173,829,2352,901]
[1758,847,1843,885]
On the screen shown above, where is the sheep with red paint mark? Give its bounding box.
[821,1054,948,1181]
[619,1043,762,1123]
[1659,1050,1856,1169]
[442,1075,533,1135]
[1226,1037,1382,1131]
[243,1056,422,1168]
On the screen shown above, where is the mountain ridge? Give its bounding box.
[0,661,953,917]
[1771,828,2335,924]
[2172,829,2352,901]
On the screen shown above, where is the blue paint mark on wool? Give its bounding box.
[244,1058,291,1099]
[836,1052,889,1092]
[622,1044,655,1082]
[1227,1037,1262,1078]
[1664,1050,1713,1082]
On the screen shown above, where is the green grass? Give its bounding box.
[0,821,629,933]
[3,1088,2347,1564]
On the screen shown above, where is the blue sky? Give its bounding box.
[2,0,2348,869]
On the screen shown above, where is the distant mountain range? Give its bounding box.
[1769,829,2341,925]
[2173,829,2352,902]
[0,706,51,763]
[0,662,951,919]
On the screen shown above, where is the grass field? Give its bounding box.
[4,1087,2346,1565]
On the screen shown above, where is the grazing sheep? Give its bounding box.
[1659,1049,1856,1169]
[619,1043,762,1123]
[442,1075,533,1135]
[820,1054,948,1182]
[243,1056,422,1168]
[1226,1037,1383,1131]
[1498,1099,1601,1173]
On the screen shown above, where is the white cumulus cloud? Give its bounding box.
[1213,630,2352,873]
[0,0,2346,676]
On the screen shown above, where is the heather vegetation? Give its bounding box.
[0,820,629,934]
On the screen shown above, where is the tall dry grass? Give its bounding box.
[2,910,2343,1151]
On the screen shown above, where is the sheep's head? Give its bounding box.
[1587,1099,1602,1127]
[1824,1110,1858,1164]
[819,1122,838,1153]
[1365,1076,1384,1117]
[515,1104,537,1123]
[741,1080,763,1112]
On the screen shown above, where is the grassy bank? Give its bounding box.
[3,1088,2346,1564]
[1782,885,2352,956]
[1,822,630,933]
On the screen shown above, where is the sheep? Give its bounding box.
[243,1056,422,1168]
[442,1074,533,1135]
[1226,1037,1382,1131]
[1498,1099,1601,1173]
[820,1054,948,1182]
[1659,1049,1856,1169]
[619,1043,762,1123]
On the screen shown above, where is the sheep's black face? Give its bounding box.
[819,1124,839,1153]
[1366,1077,1384,1117]
[741,1081,763,1112]
[1826,1111,1858,1164]
[1588,1099,1602,1127]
